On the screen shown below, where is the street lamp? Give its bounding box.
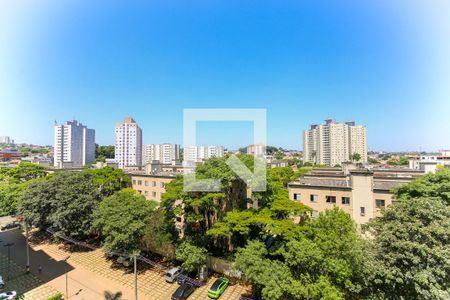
[63,256,71,299]
[3,242,14,279]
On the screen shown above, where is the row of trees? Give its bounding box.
[5,158,449,299]
[155,156,450,299]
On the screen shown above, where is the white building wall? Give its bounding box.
[183,146,224,163]
[303,119,367,166]
[54,120,95,168]
[115,117,143,168]
[143,143,180,165]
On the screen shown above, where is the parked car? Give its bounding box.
[176,269,190,285]
[165,267,182,283]
[171,282,196,300]
[207,277,229,299]
[0,223,20,231]
[0,275,4,290]
[0,290,16,300]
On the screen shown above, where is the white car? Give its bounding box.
[0,276,4,289]
[0,291,17,300]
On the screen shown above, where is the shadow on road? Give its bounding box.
[0,228,75,294]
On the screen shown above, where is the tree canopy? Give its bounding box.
[365,169,450,299]
[20,171,101,237]
[93,189,157,252]
[175,241,208,273]
[0,163,48,216]
[234,208,370,300]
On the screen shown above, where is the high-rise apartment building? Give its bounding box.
[303,119,367,166]
[54,120,95,168]
[143,143,180,165]
[115,117,142,168]
[0,136,13,145]
[183,145,224,163]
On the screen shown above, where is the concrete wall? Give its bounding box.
[207,256,242,279]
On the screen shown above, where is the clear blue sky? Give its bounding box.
[1,0,449,151]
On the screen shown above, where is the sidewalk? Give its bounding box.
[0,252,59,300]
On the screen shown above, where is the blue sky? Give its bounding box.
[0,0,449,151]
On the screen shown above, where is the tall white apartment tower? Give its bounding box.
[303,119,367,166]
[143,143,180,165]
[115,117,142,168]
[54,120,95,168]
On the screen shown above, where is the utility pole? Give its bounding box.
[4,242,14,280]
[25,222,30,273]
[64,256,71,299]
[134,255,138,300]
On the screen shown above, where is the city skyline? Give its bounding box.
[1,1,449,151]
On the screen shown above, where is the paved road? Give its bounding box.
[0,228,141,299]
[0,228,69,281]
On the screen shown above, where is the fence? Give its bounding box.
[45,228,206,287]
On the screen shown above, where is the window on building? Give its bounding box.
[144,181,148,186]
[326,196,336,203]
[152,191,157,197]
[341,197,350,205]
[132,179,136,185]
[360,207,365,216]
[311,210,319,218]
[176,217,182,222]
[137,180,142,185]
[160,182,165,188]
[152,181,156,187]
[310,194,318,203]
[375,199,385,208]
[144,191,148,196]
[293,193,301,201]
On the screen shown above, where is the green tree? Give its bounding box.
[0,182,28,216]
[95,144,115,159]
[393,168,450,204]
[368,157,379,164]
[274,150,285,160]
[234,208,370,300]
[142,209,176,258]
[175,241,207,273]
[87,167,131,197]
[20,171,101,237]
[0,163,48,216]
[350,153,361,162]
[93,189,157,252]
[0,162,47,183]
[366,197,450,299]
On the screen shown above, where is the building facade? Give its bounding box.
[131,173,176,202]
[114,117,142,168]
[288,165,424,224]
[183,145,224,163]
[143,143,180,165]
[54,120,95,168]
[409,151,450,173]
[303,119,367,166]
[0,136,13,145]
[247,144,266,157]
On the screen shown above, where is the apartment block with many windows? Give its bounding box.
[114,117,142,169]
[142,143,180,165]
[288,165,424,224]
[54,120,95,168]
[183,145,224,164]
[303,119,367,166]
